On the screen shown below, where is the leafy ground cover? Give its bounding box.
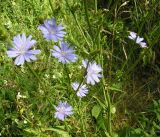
[0,0,160,136]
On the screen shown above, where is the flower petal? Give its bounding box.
[14,55,25,65]
[7,50,19,58]
[27,50,41,55]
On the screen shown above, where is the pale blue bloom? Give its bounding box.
[82,60,102,85]
[135,36,147,48]
[51,42,77,64]
[7,34,40,65]
[72,82,88,97]
[54,101,73,121]
[128,31,147,48]
[38,18,66,42]
[82,59,89,68]
[128,31,137,40]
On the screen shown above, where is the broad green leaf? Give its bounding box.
[92,105,102,119]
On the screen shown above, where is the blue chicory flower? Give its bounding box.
[128,31,137,40]
[82,60,102,85]
[54,101,73,121]
[72,81,88,97]
[135,36,147,48]
[51,42,77,64]
[38,18,66,42]
[7,34,41,65]
[128,31,147,48]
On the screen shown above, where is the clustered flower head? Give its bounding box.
[6,17,104,122]
[38,18,66,42]
[7,34,41,65]
[51,42,77,64]
[82,60,102,85]
[128,31,147,48]
[54,101,73,121]
[72,82,88,97]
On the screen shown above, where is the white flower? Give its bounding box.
[16,92,27,100]
[128,31,147,48]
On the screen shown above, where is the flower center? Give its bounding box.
[50,30,55,34]
[49,27,57,35]
[18,45,26,55]
[61,51,67,57]
[87,68,95,76]
[59,106,65,113]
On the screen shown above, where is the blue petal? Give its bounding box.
[14,55,25,65]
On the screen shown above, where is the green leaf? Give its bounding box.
[93,96,106,109]
[43,127,71,137]
[108,83,123,92]
[97,113,107,131]
[92,105,102,119]
[24,128,39,135]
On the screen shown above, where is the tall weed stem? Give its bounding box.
[99,32,112,135]
[48,0,54,14]
[84,0,92,37]
[64,0,92,48]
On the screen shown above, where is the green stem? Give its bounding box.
[106,87,112,135]
[123,47,150,76]
[48,0,54,14]
[94,0,97,13]
[108,0,113,9]
[102,72,112,136]
[79,99,87,137]
[26,63,41,83]
[64,64,71,92]
[99,31,112,135]
[64,0,92,48]
[64,64,71,84]
[75,61,89,93]
[84,0,92,37]
[64,120,70,134]
[26,63,52,105]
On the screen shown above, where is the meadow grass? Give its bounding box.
[0,0,160,136]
